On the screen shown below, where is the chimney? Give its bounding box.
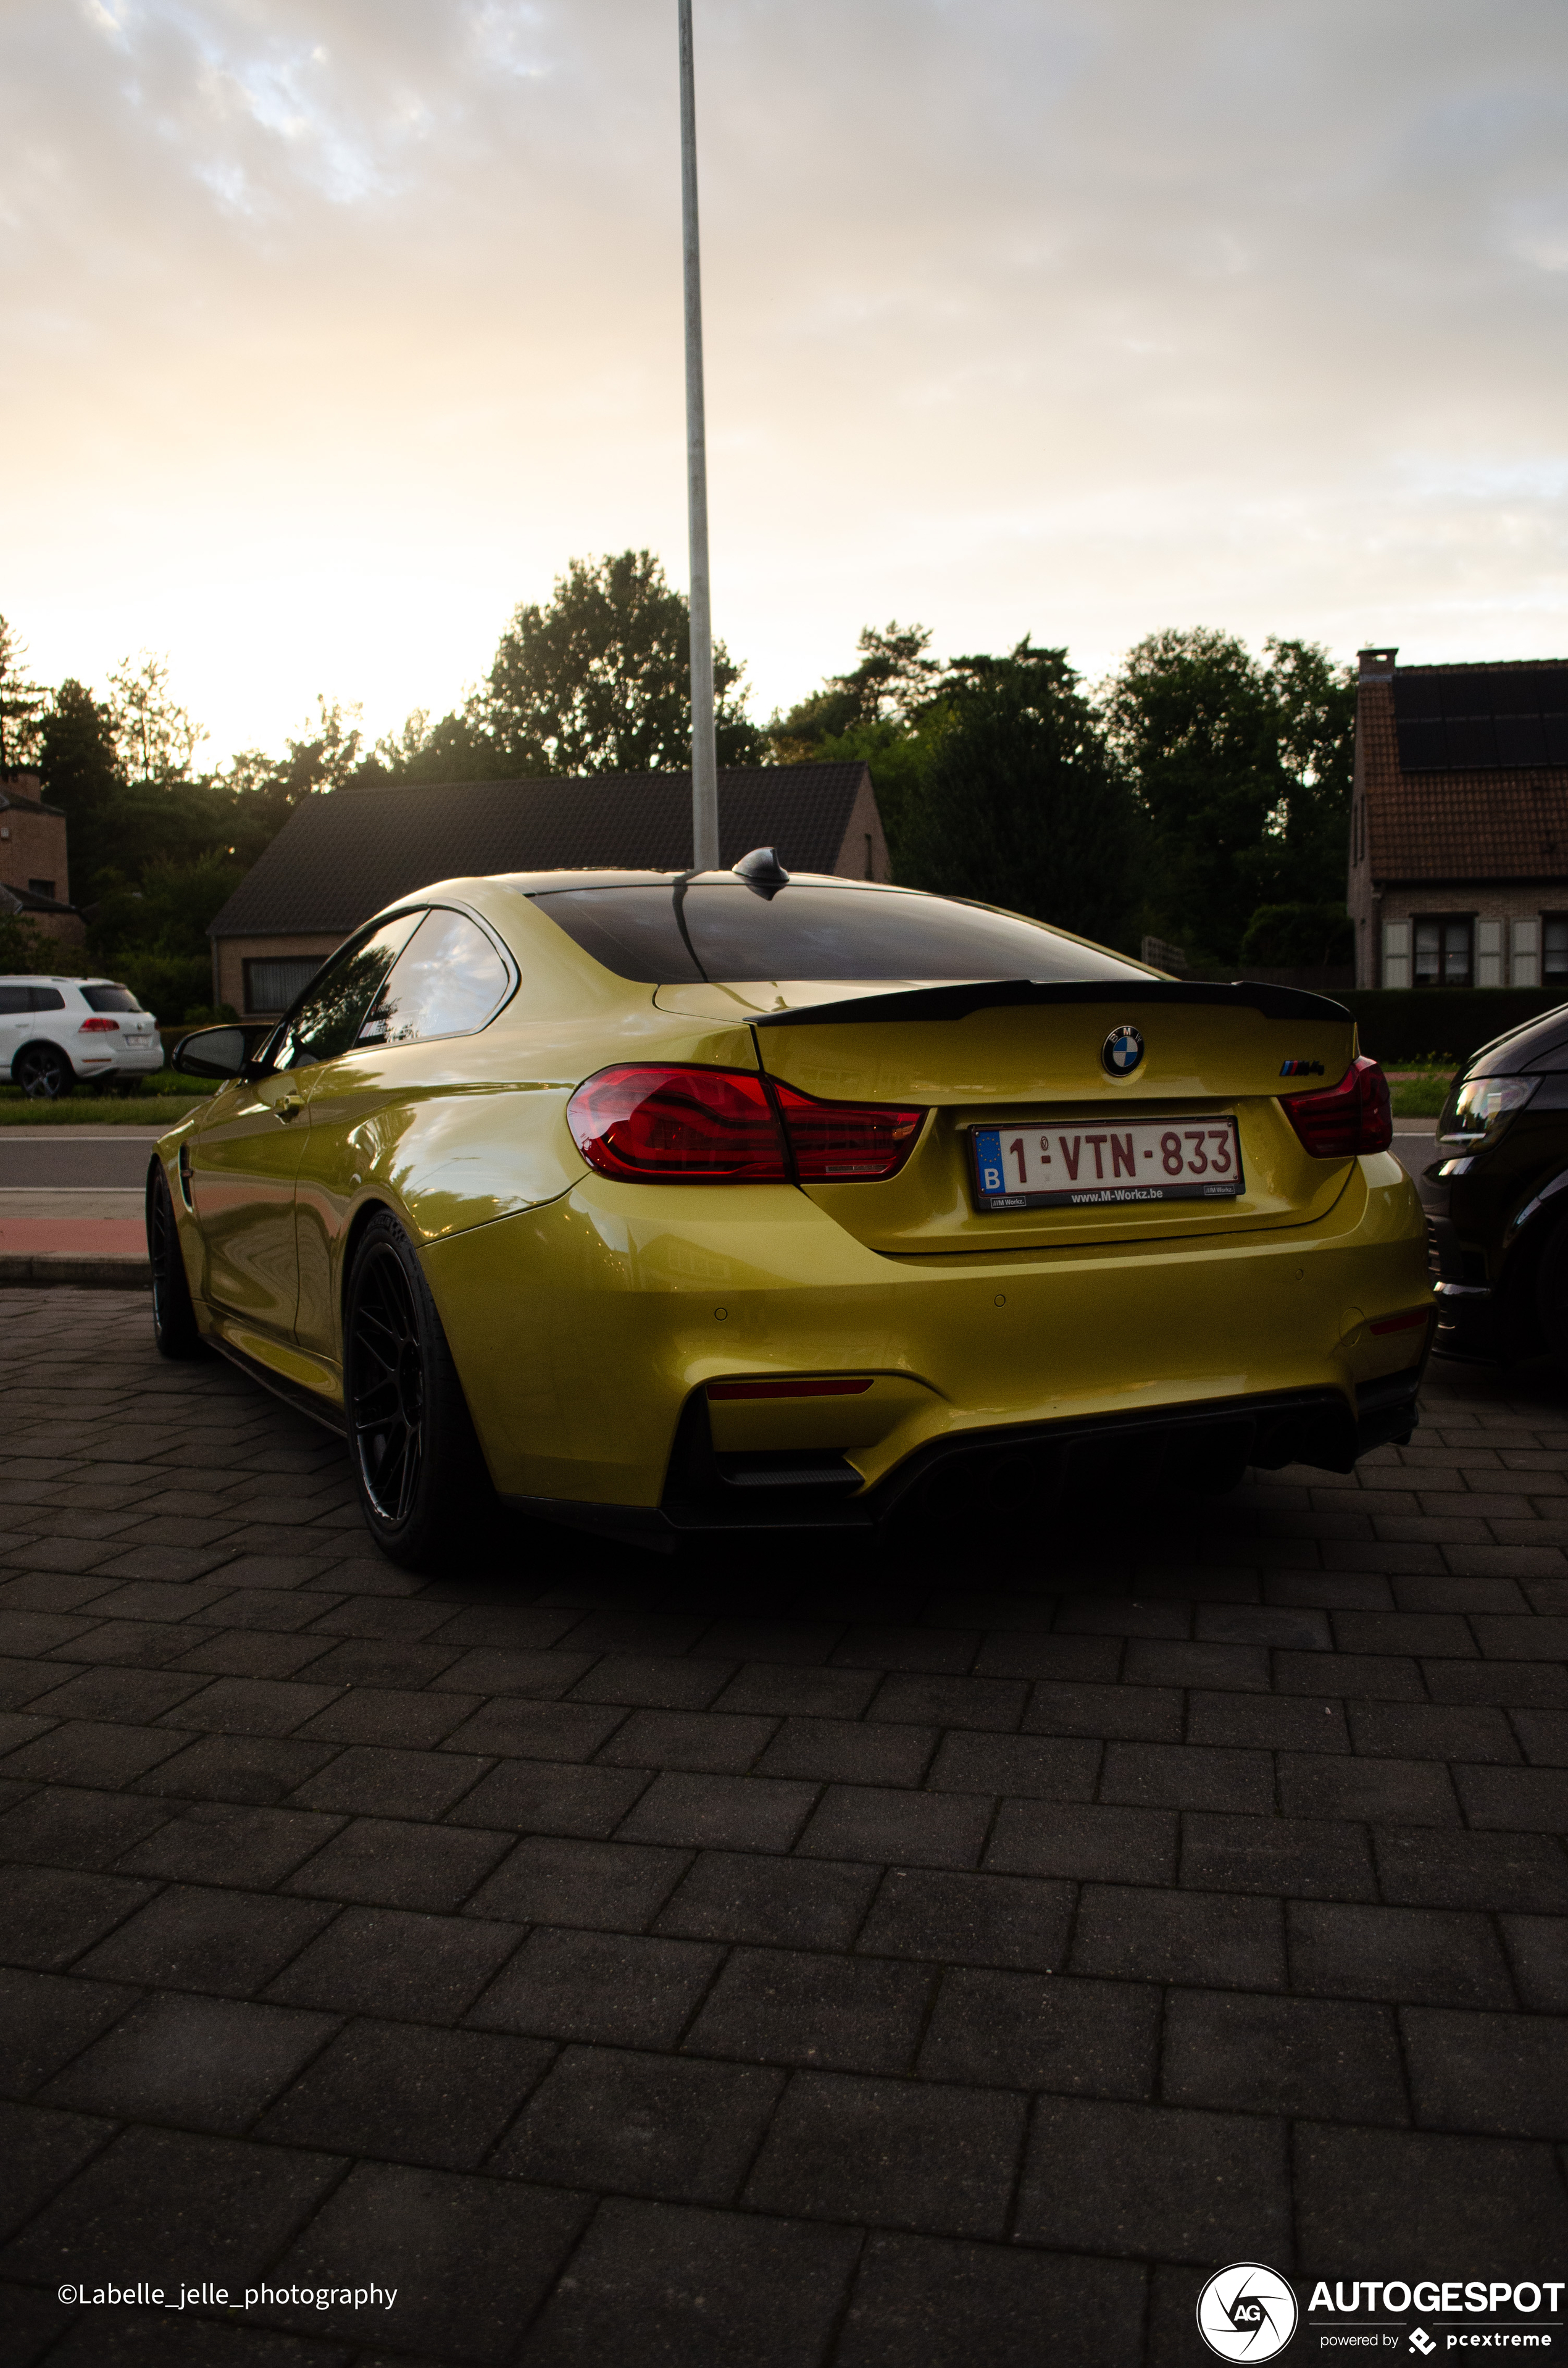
[1357,647,1398,683]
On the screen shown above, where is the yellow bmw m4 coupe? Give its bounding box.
[148,855,1430,1567]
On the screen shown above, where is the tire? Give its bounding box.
[1535,1216,1568,1367]
[146,1160,204,1359]
[344,1210,494,1568]
[14,1042,74,1099]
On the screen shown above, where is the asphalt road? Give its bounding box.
[0,1131,170,1188]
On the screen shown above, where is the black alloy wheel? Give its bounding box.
[14,1043,73,1099]
[344,1210,493,1567]
[146,1160,204,1358]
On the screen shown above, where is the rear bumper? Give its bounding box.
[507,1372,1425,1543]
[426,1152,1430,1519]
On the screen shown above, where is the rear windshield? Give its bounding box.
[528,884,1146,984]
[80,984,144,1013]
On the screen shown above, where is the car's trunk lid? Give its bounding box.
[704,976,1359,1253]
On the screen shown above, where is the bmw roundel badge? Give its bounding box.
[1103,1023,1145,1077]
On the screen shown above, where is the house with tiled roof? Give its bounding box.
[206,762,890,1016]
[0,775,86,947]
[1348,648,1568,989]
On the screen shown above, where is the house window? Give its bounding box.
[243,956,325,1016]
[27,879,54,899]
[1544,918,1568,984]
[1413,916,1473,988]
[1512,918,1540,987]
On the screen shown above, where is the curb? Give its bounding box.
[0,1253,151,1290]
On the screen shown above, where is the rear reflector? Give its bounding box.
[1280,1056,1393,1158]
[1369,1308,1430,1336]
[708,1378,874,1400]
[567,1065,924,1186]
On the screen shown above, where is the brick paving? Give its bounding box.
[0,1286,1565,2367]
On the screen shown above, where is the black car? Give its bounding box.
[1422,1000,1568,1361]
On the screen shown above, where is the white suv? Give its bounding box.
[0,976,165,1098]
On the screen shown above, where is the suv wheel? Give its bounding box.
[1535,1215,1568,1367]
[344,1211,494,1568]
[14,1043,74,1098]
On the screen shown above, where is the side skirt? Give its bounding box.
[209,1336,348,1438]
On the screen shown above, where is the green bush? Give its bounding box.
[1240,901,1353,969]
[1338,989,1568,1066]
[1389,1072,1453,1117]
[0,914,94,977]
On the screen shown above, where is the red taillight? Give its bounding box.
[566,1065,786,1181]
[78,1015,119,1033]
[565,1065,926,1186]
[773,1080,924,1181]
[1280,1056,1392,1158]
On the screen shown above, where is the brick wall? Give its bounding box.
[0,795,70,906]
[1373,881,1568,990]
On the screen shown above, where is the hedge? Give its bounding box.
[1331,989,1568,1067]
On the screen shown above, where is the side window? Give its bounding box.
[272,915,422,1072]
[0,987,30,1014]
[30,989,66,1011]
[357,910,512,1047]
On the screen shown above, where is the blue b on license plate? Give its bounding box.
[971,1117,1244,1210]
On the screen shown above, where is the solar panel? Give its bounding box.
[1393,667,1568,770]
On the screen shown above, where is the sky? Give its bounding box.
[2,0,1566,766]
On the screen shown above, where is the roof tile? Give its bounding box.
[1361,677,1568,881]
[208,764,872,939]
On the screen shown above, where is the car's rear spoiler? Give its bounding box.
[750,978,1352,1028]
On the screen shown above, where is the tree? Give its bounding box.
[770,622,952,874]
[771,622,944,755]
[106,651,204,785]
[1238,902,1354,969]
[85,852,244,1021]
[378,551,762,781]
[366,698,494,785]
[225,698,368,864]
[1245,638,1356,911]
[899,643,1145,950]
[37,679,121,810]
[0,616,49,772]
[1101,629,1354,967]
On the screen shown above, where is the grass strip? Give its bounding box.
[0,1095,210,1126]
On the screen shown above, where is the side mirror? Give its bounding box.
[172,1024,251,1079]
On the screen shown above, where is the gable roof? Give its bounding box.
[0,784,66,819]
[1360,659,1568,882]
[207,763,876,940]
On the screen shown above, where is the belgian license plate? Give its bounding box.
[971,1116,1244,1211]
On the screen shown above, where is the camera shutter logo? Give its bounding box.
[1196,2263,1298,2361]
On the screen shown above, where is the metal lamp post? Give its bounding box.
[678,0,720,872]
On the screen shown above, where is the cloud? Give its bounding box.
[1,0,1564,757]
